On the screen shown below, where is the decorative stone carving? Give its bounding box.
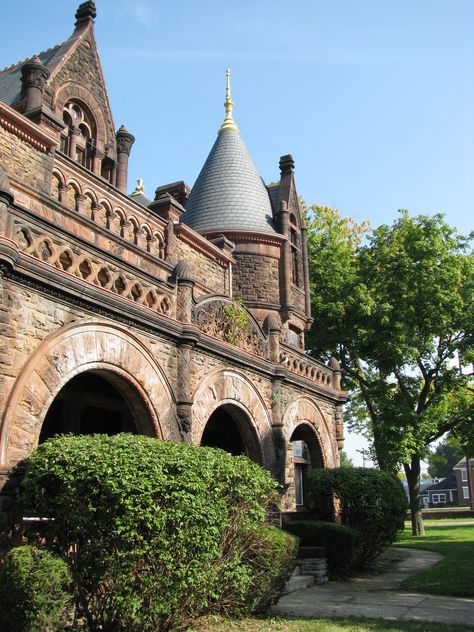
[193,299,268,358]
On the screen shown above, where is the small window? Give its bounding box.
[463,486,470,500]
[60,101,96,172]
[432,493,446,504]
[462,469,468,482]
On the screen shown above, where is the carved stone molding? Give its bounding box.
[193,299,268,358]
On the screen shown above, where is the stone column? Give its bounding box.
[277,200,292,319]
[69,127,79,162]
[270,369,289,486]
[20,57,50,114]
[174,261,198,440]
[92,148,104,176]
[300,221,312,319]
[335,404,344,452]
[115,125,135,193]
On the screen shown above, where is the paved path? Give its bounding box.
[272,548,474,626]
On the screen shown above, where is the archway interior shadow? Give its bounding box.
[200,404,261,464]
[39,370,152,443]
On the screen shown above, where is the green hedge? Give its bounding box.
[308,467,407,567]
[0,545,72,632]
[20,434,295,631]
[284,519,359,576]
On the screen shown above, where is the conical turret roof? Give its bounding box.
[183,71,275,235]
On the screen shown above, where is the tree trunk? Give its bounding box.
[404,456,425,536]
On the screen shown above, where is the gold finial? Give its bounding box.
[219,68,239,133]
[131,177,145,196]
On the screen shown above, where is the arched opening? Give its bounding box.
[200,404,262,464]
[290,423,325,509]
[60,100,96,170]
[39,370,153,443]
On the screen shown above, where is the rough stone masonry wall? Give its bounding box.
[0,126,53,194]
[232,252,280,305]
[44,39,115,147]
[174,239,227,296]
[0,277,179,455]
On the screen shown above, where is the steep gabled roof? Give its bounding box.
[0,46,62,106]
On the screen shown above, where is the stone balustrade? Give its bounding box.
[280,344,336,388]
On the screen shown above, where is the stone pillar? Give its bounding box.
[300,221,312,319]
[277,200,292,319]
[329,357,342,390]
[69,127,79,161]
[271,370,288,486]
[176,343,193,441]
[115,125,135,193]
[20,57,50,114]
[263,313,281,364]
[335,404,344,452]
[92,147,104,176]
[174,261,198,440]
[58,183,68,206]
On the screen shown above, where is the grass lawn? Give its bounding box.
[191,616,474,631]
[395,524,474,596]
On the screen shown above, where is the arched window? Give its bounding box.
[60,101,96,170]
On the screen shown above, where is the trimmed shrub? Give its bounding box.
[0,545,72,632]
[248,525,298,613]
[308,467,407,567]
[284,519,360,576]
[20,434,294,631]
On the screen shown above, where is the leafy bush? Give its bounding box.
[20,434,294,631]
[308,467,407,567]
[284,519,360,576]
[0,545,72,632]
[247,525,298,613]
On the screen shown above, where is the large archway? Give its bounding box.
[192,369,272,469]
[0,321,179,466]
[200,403,262,463]
[39,369,154,443]
[289,422,325,508]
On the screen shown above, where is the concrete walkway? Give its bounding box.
[272,548,474,626]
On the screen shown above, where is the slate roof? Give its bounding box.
[183,128,276,234]
[424,474,458,492]
[129,192,152,208]
[0,46,62,106]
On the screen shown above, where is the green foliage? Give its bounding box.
[308,468,407,567]
[0,545,72,632]
[284,519,360,576]
[338,450,354,468]
[223,298,250,344]
[427,438,465,478]
[306,205,473,534]
[246,525,298,613]
[20,434,291,632]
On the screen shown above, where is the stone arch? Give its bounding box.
[192,369,273,468]
[0,321,179,466]
[282,397,337,468]
[52,82,109,151]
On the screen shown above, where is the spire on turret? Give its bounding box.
[219,69,239,134]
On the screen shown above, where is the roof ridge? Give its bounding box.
[0,43,63,75]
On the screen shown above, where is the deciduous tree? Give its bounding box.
[306,206,473,535]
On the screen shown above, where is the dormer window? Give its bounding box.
[60,101,95,170]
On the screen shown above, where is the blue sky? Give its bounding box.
[1,1,473,465]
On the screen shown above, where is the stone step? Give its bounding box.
[284,573,314,594]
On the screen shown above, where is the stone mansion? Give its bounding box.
[0,2,346,530]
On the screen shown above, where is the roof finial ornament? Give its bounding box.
[131,178,145,197]
[219,68,239,134]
